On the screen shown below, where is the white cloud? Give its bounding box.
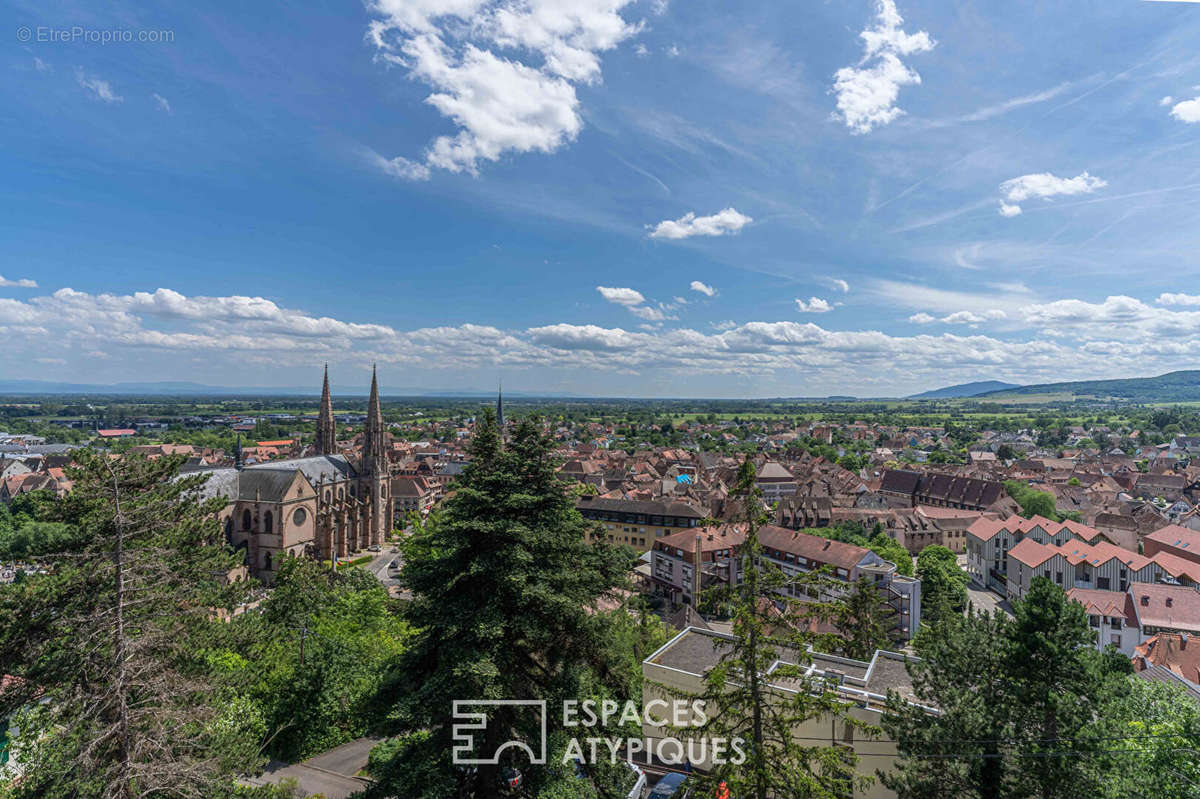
[33,57,50,72]
[795,297,833,313]
[634,43,648,57]
[152,93,171,113]
[997,171,1106,215]
[1158,293,1200,307]
[596,286,646,306]
[11,284,1200,392]
[649,208,751,239]
[0,275,37,289]
[690,280,717,297]
[368,150,432,181]
[831,0,935,134]
[826,278,850,293]
[76,70,122,103]
[1170,97,1200,124]
[366,0,640,176]
[666,45,680,57]
[908,309,1005,325]
[1160,96,1174,107]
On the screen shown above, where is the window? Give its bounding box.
[263,511,273,533]
[1110,633,1121,647]
[1097,576,1110,590]
[293,507,307,526]
[264,553,273,571]
[1055,571,1063,584]
[242,509,252,531]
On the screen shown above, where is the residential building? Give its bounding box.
[650,524,921,640]
[576,496,705,549]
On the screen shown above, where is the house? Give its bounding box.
[1132,633,1200,688]
[1067,588,1138,655]
[755,461,797,501]
[391,475,440,518]
[1143,524,1200,568]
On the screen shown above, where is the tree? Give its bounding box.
[683,458,872,799]
[368,410,632,798]
[835,577,900,661]
[882,579,1130,799]
[208,557,411,763]
[0,450,260,798]
[881,609,1011,799]
[1003,577,1125,799]
[915,545,967,627]
[1091,677,1200,798]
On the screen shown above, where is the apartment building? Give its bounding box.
[576,496,705,549]
[966,515,1129,594]
[650,523,921,640]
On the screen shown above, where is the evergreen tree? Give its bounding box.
[369,410,632,798]
[1003,577,1124,799]
[682,458,872,799]
[0,450,260,798]
[882,578,1130,799]
[880,609,1011,799]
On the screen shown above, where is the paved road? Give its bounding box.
[362,546,412,599]
[304,736,383,776]
[958,554,1013,617]
[245,737,380,798]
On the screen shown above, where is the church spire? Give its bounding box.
[496,380,504,430]
[362,364,387,478]
[316,364,335,455]
[234,432,243,470]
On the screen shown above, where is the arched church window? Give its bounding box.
[293,507,307,526]
[263,511,273,534]
[264,553,273,571]
[242,509,252,531]
[324,490,331,502]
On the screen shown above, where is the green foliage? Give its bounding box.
[367,410,634,798]
[1004,480,1065,522]
[835,577,901,660]
[209,557,411,763]
[0,451,258,797]
[915,545,967,628]
[681,459,872,799]
[882,578,1137,799]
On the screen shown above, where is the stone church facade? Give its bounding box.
[193,366,392,583]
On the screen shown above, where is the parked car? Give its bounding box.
[367,544,382,552]
[647,772,689,799]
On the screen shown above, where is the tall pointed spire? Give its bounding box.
[367,364,383,427]
[316,364,335,455]
[362,364,387,478]
[234,432,243,470]
[496,379,505,430]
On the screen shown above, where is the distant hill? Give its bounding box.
[977,370,1200,402]
[909,380,1021,399]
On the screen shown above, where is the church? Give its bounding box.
[190,366,393,584]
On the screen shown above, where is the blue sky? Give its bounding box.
[4,0,1200,397]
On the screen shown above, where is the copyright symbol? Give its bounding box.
[17,26,31,42]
